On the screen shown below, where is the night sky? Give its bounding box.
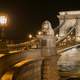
[0,0,80,42]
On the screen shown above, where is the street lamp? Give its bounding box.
[28,34,32,48]
[0,16,7,25]
[38,31,42,35]
[0,15,8,53]
[29,34,32,39]
[0,15,8,40]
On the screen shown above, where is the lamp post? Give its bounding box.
[28,34,32,48]
[0,15,7,40]
[29,34,32,39]
[35,31,42,49]
[0,15,8,53]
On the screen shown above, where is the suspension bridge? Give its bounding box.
[0,11,80,80]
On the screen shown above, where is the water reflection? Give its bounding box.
[58,47,80,71]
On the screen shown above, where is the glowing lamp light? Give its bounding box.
[29,34,32,39]
[38,31,42,35]
[0,16,7,25]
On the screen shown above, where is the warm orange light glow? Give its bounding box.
[0,16,7,25]
[38,31,42,35]
[29,34,32,39]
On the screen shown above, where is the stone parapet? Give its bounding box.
[57,14,80,19]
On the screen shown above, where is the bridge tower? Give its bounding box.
[39,20,60,80]
[58,11,80,42]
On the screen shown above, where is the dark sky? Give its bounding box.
[0,0,80,42]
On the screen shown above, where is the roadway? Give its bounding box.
[1,44,80,80]
[0,48,42,80]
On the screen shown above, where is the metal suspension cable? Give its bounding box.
[54,15,66,33]
[56,18,78,44]
[57,43,80,54]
